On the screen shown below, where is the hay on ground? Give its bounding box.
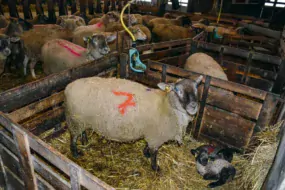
[44,121,282,190]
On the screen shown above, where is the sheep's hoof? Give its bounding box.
[143,146,151,158]
[151,165,160,172]
[72,150,83,158]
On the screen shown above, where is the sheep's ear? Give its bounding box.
[190,149,197,156]
[195,75,203,86]
[106,33,116,43]
[157,82,174,92]
[83,36,90,42]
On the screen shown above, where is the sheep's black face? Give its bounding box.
[0,35,11,60]
[191,148,209,166]
[157,75,203,116]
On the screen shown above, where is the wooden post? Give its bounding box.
[59,0,68,16]
[35,0,44,15]
[71,0,77,14]
[12,125,38,190]
[104,0,109,13]
[47,0,56,23]
[119,53,128,79]
[95,0,102,13]
[79,0,87,14]
[111,0,116,11]
[88,0,94,15]
[161,64,167,82]
[194,75,211,137]
[23,0,33,19]
[255,93,279,132]
[272,60,285,95]
[7,0,19,18]
[69,164,81,190]
[242,52,253,85]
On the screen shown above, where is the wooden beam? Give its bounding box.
[12,125,38,190]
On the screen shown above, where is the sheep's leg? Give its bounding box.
[143,144,151,158]
[70,134,83,158]
[150,148,160,171]
[81,130,88,145]
[203,173,219,181]
[23,55,29,76]
[207,167,236,188]
[29,59,37,79]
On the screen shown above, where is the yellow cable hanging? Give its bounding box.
[120,0,136,41]
[217,0,223,24]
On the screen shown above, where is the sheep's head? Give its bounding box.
[105,12,120,23]
[83,33,114,58]
[191,146,209,166]
[157,75,203,116]
[176,15,192,27]
[130,27,147,41]
[124,14,138,25]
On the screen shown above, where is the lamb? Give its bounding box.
[184,53,228,81]
[192,23,243,36]
[42,34,112,75]
[75,12,119,34]
[152,24,195,42]
[88,13,137,26]
[191,145,236,188]
[20,25,74,78]
[142,15,158,26]
[64,76,203,171]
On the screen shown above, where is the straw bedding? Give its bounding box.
[42,120,282,189]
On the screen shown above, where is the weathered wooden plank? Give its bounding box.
[0,130,17,155]
[12,126,38,190]
[4,167,25,190]
[200,105,255,148]
[147,60,267,100]
[69,164,81,190]
[36,173,56,190]
[207,86,262,120]
[256,93,279,132]
[140,46,190,61]
[194,76,211,138]
[0,113,114,190]
[272,60,285,95]
[23,107,65,135]
[0,55,118,113]
[8,92,64,123]
[32,155,71,190]
[0,144,21,178]
[196,41,282,65]
[0,153,7,188]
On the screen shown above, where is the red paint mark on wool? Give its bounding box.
[112,91,136,115]
[95,22,103,28]
[207,146,215,154]
[57,40,85,57]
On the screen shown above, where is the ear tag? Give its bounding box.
[165,86,171,93]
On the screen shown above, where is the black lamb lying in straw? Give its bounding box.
[191,145,236,188]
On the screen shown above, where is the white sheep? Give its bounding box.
[184,53,228,81]
[64,76,203,171]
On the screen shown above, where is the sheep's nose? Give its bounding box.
[104,47,110,52]
[189,102,197,108]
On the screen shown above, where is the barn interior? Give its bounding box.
[0,0,285,190]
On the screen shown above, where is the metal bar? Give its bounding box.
[119,53,128,79]
[272,60,285,95]
[194,75,211,138]
[242,52,253,85]
[12,125,38,190]
[0,153,8,189]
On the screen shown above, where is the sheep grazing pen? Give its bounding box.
[0,52,284,190]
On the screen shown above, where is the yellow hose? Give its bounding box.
[120,1,136,41]
[216,0,223,24]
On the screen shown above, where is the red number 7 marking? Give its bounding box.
[112,91,136,115]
